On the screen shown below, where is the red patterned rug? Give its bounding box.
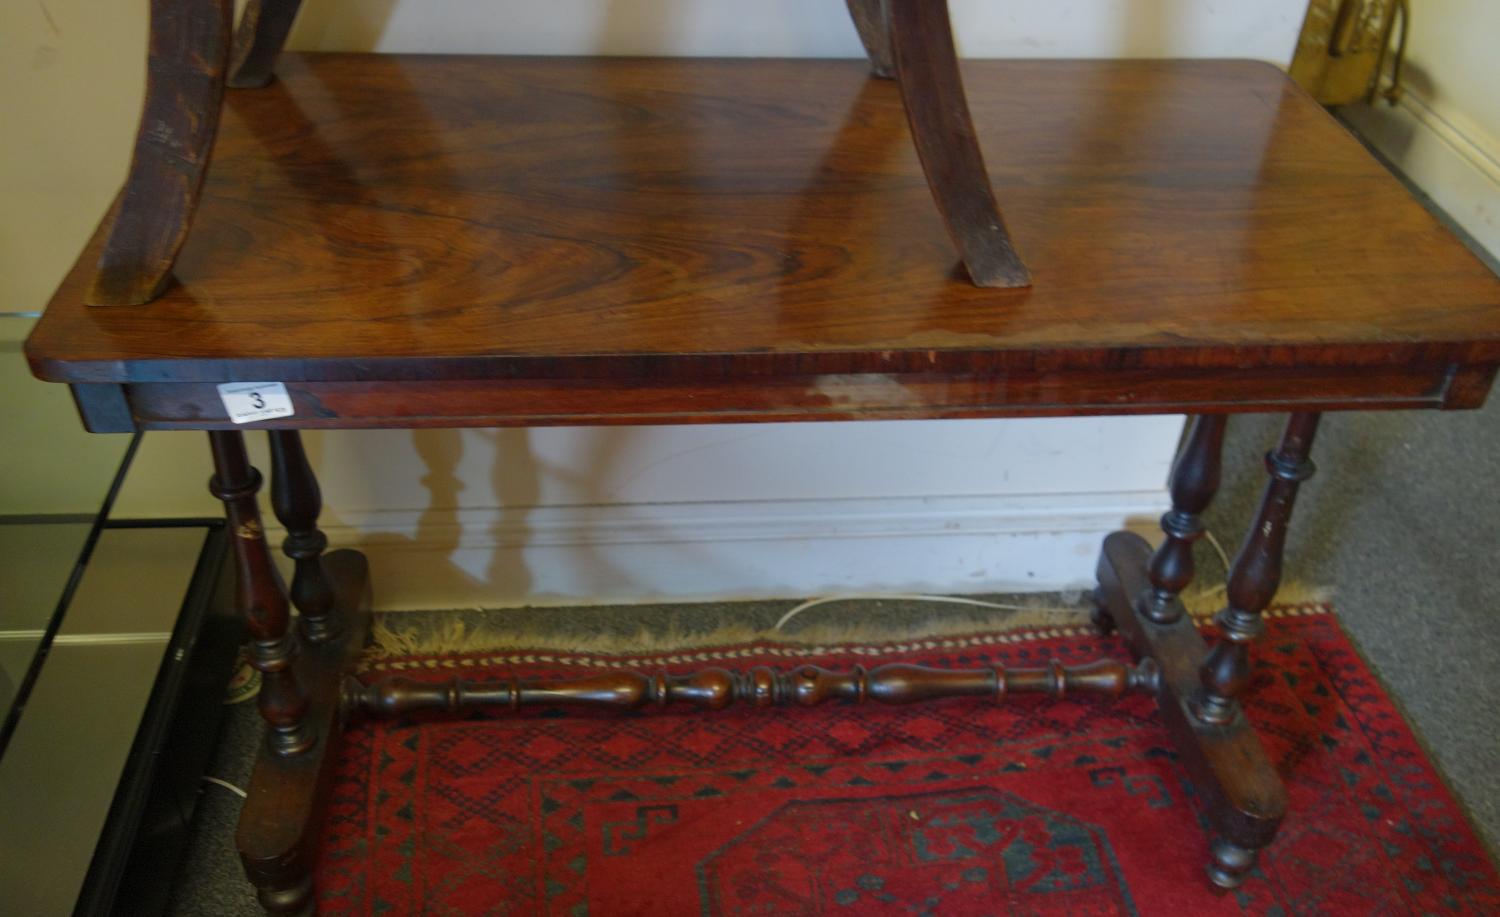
[316,604,1500,914]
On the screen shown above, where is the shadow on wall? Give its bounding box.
[1114,0,1184,57]
[285,0,709,55]
[1333,56,1437,165]
[285,0,852,56]
[599,0,689,56]
[362,427,771,608]
[353,429,542,608]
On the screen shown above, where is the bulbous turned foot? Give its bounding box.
[1206,837,1257,890]
[256,872,313,915]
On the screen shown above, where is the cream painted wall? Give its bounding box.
[1340,0,1500,258]
[282,0,1305,59]
[4,1,1314,607]
[2,4,157,517]
[1385,0,1500,143]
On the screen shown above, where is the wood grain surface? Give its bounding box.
[28,55,1500,412]
[84,0,231,306]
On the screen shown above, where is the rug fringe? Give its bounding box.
[361,584,1333,667]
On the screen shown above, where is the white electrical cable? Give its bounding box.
[774,593,1075,631]
[1203,528,1232,573]
[773,527,1237,631]
[202,776,248,799]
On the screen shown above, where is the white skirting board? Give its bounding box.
[115,417,1187,609]
[285,491,1169,610]
[1341,89,1500,262]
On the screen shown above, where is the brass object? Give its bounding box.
[1289,0,1409,106]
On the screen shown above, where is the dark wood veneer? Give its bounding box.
[28,56,1500,411]
[101,362,1494,433]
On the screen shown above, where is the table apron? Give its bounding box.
[75,363,1496,432]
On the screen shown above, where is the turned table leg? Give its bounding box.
[1193,411,1320,887]
[1093,414,1226,634]
[209,430,314,757]
[1142,415,1228,624]
[268,431,339,643]
[1093,412,1326,891]
[1193,412,1320,727]
[220,430,373,916]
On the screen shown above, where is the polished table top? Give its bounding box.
[26,55,1500,426]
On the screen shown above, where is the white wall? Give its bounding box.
[1339,0,1500,260]
[6,2,1317,608]
[108,419,1185,607]
[282,0,1305,60]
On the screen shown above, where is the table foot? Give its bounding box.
[237,550,371,915]
[1095,530,1287,879]
[1207,836,1259,890]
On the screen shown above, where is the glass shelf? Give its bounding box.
[0,315,137,743]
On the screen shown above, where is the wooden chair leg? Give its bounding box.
[1194,412,1321,726]
[87,0,232,306]
[208,430,313,757]
[229,0,306,88]
[268,431,339,643]
[845,0,895,78]
[887,0,1031,288]
[1141,415,1229,624]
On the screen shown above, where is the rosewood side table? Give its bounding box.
[25,53,1500,913]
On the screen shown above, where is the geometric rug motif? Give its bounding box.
[315,605,1500,915]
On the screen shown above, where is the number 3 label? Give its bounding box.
[217,382,295,424]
